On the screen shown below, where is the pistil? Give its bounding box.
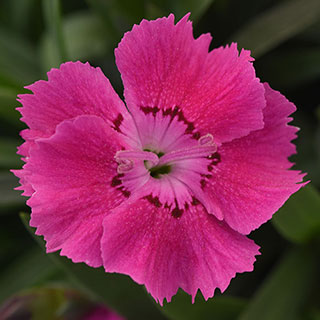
[158,134,217,166]
[115,150,159,165]
[115,150,160,174]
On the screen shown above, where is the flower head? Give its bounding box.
[13,14,305,304]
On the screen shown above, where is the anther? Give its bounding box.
[198,133,214,146]
[117,159,134,173]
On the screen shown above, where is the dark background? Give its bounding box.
[0,0,319,319]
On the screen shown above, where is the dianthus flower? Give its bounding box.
[13,14,305,304]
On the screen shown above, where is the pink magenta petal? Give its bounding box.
[101,198,260,304]
[115,14,265,144]
[17,61,127,157]
[204,83,306,234]
[25,115,131,267]
[11,169,34,196]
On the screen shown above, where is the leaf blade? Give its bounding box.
[272,185,320,244]
[230,0,320,58]
[238,247,318,320]
[0,246,57,304]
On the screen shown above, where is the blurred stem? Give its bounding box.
[42,0,68,64]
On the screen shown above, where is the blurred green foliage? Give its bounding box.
[0,0,319,319]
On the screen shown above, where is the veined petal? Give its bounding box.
[204,83,307,234]
[115,14,265,144]
[17,61,128,157]
[25,115,129,267]
[101,198,260,304]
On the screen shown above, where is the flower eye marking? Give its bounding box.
[111,113,124,133]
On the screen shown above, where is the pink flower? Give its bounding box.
[13,14,305,304]
[83,305,125,320]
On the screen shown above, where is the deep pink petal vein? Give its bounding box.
[12,14,306,304]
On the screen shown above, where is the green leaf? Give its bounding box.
[238,247,318,320]
[39,35,62,72]
[0,246,57,304]
[0,172,25,209]
[230,0,320,58]
[40,11,112,71]
[162,290,247,320]
[64,12,110,60]
[256,47,320,88]
[272,185,320,244]
[20,213,167,320]
[42,0,67,66]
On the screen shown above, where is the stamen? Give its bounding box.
[117,159,134,173]
[198,133,214,146]
[115,150,159,166]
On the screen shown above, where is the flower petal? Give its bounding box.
[101,198,260,304]
[17,61,127,157]
[11,168,34,197]
[25,115,128,267]
[204,83,306,234]
[115,14,265,144]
